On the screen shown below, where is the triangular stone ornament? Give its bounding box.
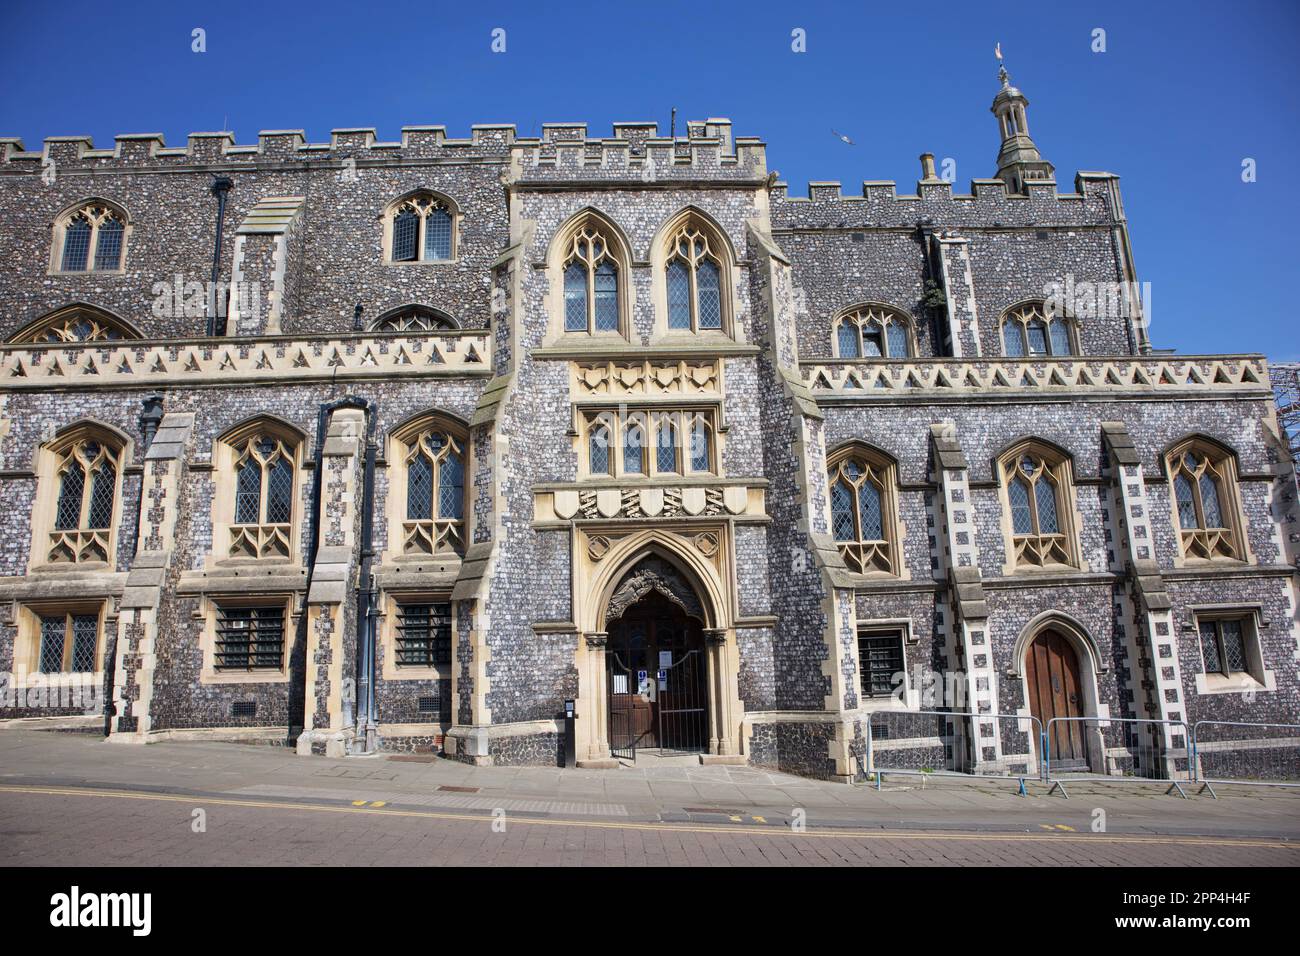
[465,344,482,363]
[184,353,201,372]
[813,372,832,389]
[47,357,64,376]
[217,352,235,371]
[117,357,132,374]
[426,347,444,364]
[1020,371,1037,387]
[1132,366,1152,385]
[293,350,310,368]
[992,369,1012,387]
[394,347,412,365]
[9,359,25,377]
[905,372,924,388]
[964,370,982,387]
[327,349,345,368]
[1049,367,1069,386]
[1241,365,1261,383]
[256,351,274,369]
[1213,365,1232,384]
[1105,367,1125,385]
[1159,367,1176,385]
[82,356,99,375]
[360,348,378,368]
[934,370,953,388]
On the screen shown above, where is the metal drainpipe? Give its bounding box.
[206,176,234,338]
[105,394,164,737]
[353,401,380,753]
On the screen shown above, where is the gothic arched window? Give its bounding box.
[385,192,458,263]
[833,305,914,359]
[369,305,459,333]
[1001,302,1074,357]
[44,430,124,565]
[562,224,622,333]
[52,201,129,273]
[1165,440,1244,561]
[229,434,296,559]
[663,219,728,333]
[827,447,899,575]
[401,426,466,556]
[998,443,1078,569]
[8,304,141,344]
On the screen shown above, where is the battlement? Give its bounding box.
[771,169,1123,229]
[0,119,767,181]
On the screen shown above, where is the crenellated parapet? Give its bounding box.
[511,119,766,184]
[801,355,1272,402]
[771,171,1123,229]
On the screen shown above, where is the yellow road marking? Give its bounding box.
[370,801,387,808]
[1055,825,1076,832]
[728,815,743,822]
[752,815,767,824]
[0,784,1294,850]
[351,800,367,807]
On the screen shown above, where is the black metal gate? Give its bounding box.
[656,648,708,754]
[607,651,636,761]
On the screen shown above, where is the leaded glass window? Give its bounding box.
[586,409,717,478]
[37,612,100,674]
[56,204,127,273]
[655,418,679,474]
[371,306,457,333]
[402,428,466,556]
[46,437,122,564]
[12,305,137,344]
[624,417,645,474]
[663,223,726,333]
[589,419,612,475]
[424,207,453,260]
[827,453,895,574]
[61,217,91,272]
[1198,618,1252,677]
[1002,302,1073,357]
[94,218,124,271]
[228,434,296,559]
[833,306,913,358]
[688,416,711,472]
[1002,449,1072,568]
[388,194,456,263]
[1167,446,1239,560]
[562,223,622,334]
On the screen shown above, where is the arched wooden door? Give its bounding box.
[1025,630,1089,770]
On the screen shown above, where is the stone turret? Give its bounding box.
[991,59,1054,193]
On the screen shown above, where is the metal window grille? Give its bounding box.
[858,631,904,698]
[215,606,285,671]
[396,603,452,667]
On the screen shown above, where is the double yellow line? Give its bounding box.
[1,784,1295,849]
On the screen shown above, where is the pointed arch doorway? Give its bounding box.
[606,591,709,757]
[1025,629,1089,770]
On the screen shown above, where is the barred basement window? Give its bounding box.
[215,605,285,671]
[562,224,622,333]
[396,603,453,668]
[833,304,914,358]
[403,429,466,556]
[1001,301,1073,357]
[582,408,715,478]
[385,192,458,263]
[665,223,725,332]
[46,436,122,564]
[999,443,1078,569]
[1165,439,1244,562]
[229,434,296,559]
[53,201,129,273]
[1198,617,1249,678]
[827,445,898,575]
[858,629,905,698]
[37,612,100,674]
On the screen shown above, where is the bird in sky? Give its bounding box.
[831,129,855,146]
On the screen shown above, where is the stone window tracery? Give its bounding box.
[385,192,457,263]
[370,305,458,333]
[400,426,466,556]
[563,224,622,334]
[46,435,122,565]
[827,446,898,575]
[229,434,296,559]
[998,443,1078,569]
[52,201,128,273]
[1001,301,1073,357]
[665,224,725,332]
[833,305,914,359]
[1165,440,1244,562]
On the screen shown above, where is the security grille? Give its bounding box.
[215,606,285,671]
[231,701,257,718]
[858,630,905,698]
[396,603,452,667]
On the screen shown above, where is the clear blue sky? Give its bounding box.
[2,0,1296,358]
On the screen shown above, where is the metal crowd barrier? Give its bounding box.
[860,709,1045,796]
[1190,720,1300,797]
[1043,716,1191,799]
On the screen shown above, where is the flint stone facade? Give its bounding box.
[1,79,1297,781]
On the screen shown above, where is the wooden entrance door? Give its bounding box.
[1025,630,1088,769]
[606,594,708,753]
